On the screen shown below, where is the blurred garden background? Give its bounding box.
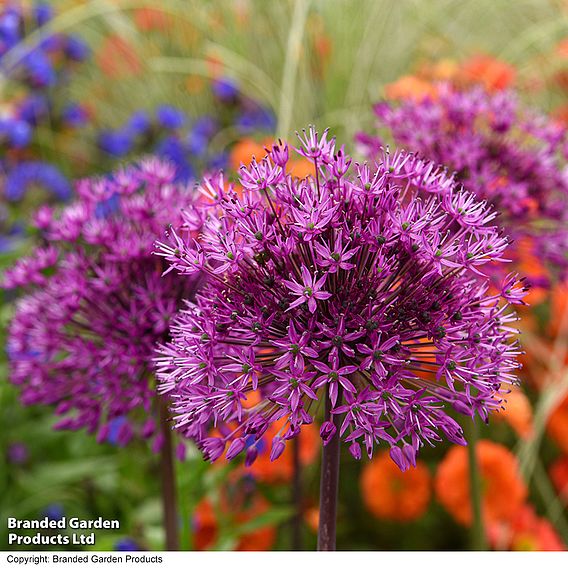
[1,0,568,552]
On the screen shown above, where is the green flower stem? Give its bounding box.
[317,385,341,551]
[159,398,179,551]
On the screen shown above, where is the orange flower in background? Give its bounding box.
[384,75,437,101]
[193,494,276,551]
[230,138,268,170]
[550,455,568,505]
[460,54,516,91]
[315,33,332,64]
[547,394,568,454]
[96,36,142,78]
[554,70,568,93]
[548,283,568,338]
[493,387,534,440]
[304,506,319,532]
[435,440,527,526]
[396,54,514,97]
[230,139,316,179]
[307,14,332,79]
[245,421,319,483]
[515,238,549,306]
[557,38,568,58]
[488,505,566,551]
[205,53,225,79]
[418,59,460,83]
[287,157,316,178]
[133,8,172,32]
[186,75,205,94]
[553,104,568,126]
[361,451,431,521]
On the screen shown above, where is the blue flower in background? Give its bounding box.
[64,34,90,62]
[34,3,53,27]
[155,136,194,182]
[43,504,64,522]
[0,223,25,253]
[114,538,140,552]
[0,9,21,54]
[61,103,89,128]
[21,50,56,88]
[9,120,32,148]
[208,151,228,171]
[5,162,72,202]
[212,77,239,101]
[236,105,276,134]
[98,130,133,157]
[126,111,151,136]
[186,117,217,157]
[95,192,121,219]
[38,33,63,54]
[19,94,50,125]
[105,416,135,447]
[156,105,186,129]
[1,118,32,148]
[192,116,217,138]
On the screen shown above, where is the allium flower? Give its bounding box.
[4,159,199,448]
[156,127,525,471]
[358,84,568,281]
[242,421,319,483]
[492,386,533,439]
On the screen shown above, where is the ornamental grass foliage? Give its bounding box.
[358,84,568,283]
[3,159,199,450]
[156,126,526,471]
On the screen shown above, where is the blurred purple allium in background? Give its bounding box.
[357,84,568,283]
[155,126,526,471]
[3,159,200,451]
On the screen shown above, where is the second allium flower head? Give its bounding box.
[156,126,526,471]
[5,159,198,449]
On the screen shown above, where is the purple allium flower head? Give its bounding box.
[155,126,526,471]
[4,158,200,448]
[359,84,568,280]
